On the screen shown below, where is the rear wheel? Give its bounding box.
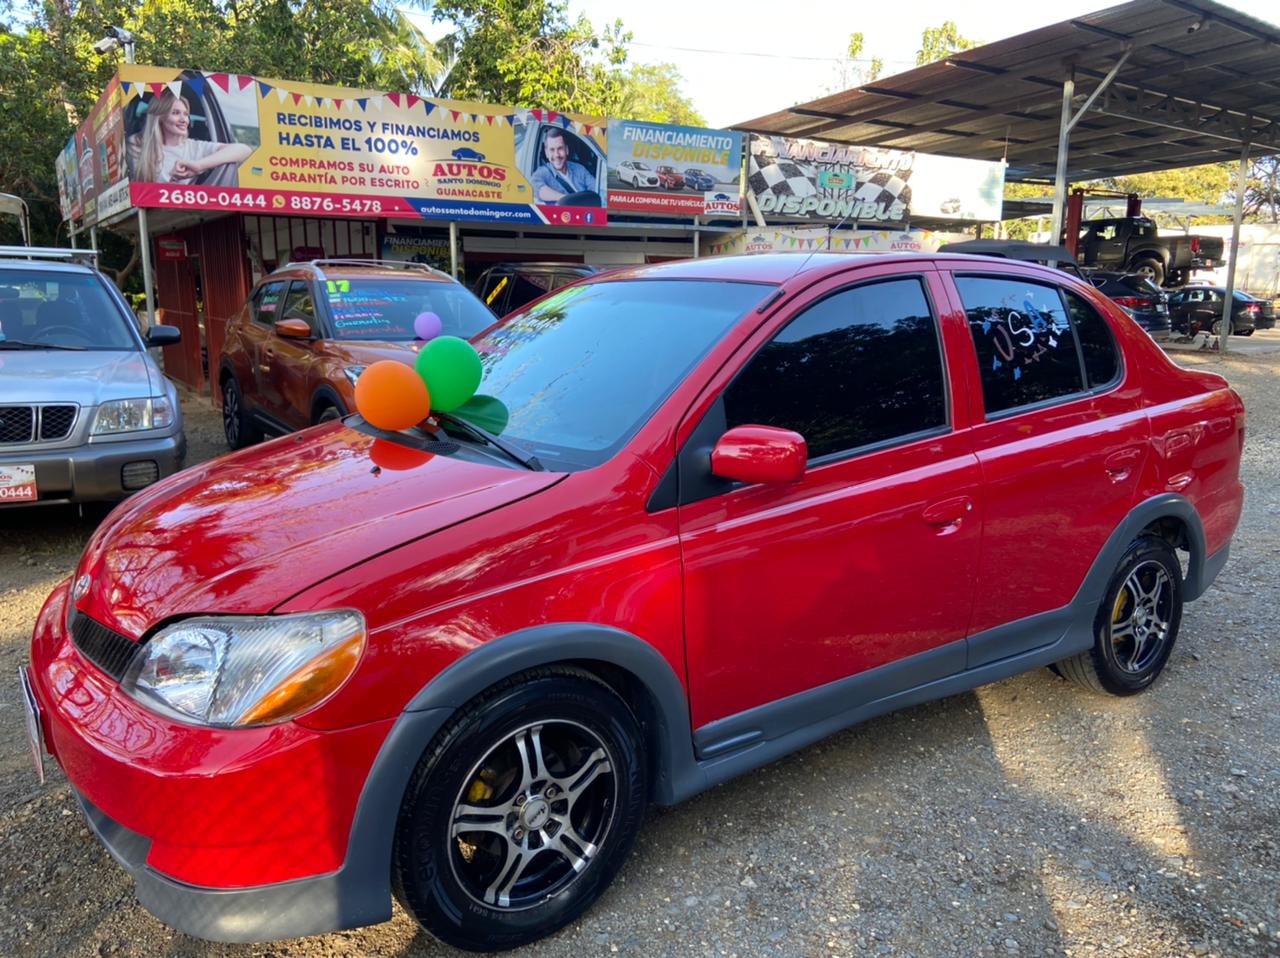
[1131,257,1165,287]
[221,375,262,450]
[1057,534,1182,696]
[393,670,647,952]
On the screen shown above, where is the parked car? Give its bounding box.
[1167,285,1260,337]
[656,165,685,189]
[218,259,493,448]
[0,246,184,506]
[1074,216,1224,288]
[682,167,716,190]
[614,160,659,188]
[938,239,1086,277]
[26,253,1244,952]
[471,262,598,317]
[1082,269,1172,342]
[1239,290,1276,330]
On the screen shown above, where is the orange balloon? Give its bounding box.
[354,360,431,432]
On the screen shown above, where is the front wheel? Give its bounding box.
[221,375,262,450]
[393,670,647,952]
[1056,534,1183,695]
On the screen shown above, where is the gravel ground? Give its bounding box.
[2,350,1278,958]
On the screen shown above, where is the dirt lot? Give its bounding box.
[2,349,1278,958]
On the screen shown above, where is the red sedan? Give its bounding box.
[25,253,1244,951]
[655,164,685,189]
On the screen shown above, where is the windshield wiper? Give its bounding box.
[433,411,545,471]
[0,340,87,350]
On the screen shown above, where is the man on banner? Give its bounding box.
[532,128,597,204]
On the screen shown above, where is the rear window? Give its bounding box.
[324,278,493,341]
[0,269,136,350]
[1120,275,1162,296]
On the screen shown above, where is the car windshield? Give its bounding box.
[325,277,493,341]
[0,268,137,350]
[463,279,770,469]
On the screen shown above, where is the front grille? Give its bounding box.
[0,404,78,444]
[39,405,77,440]
[70,609,139,681]
[0,406,35,443]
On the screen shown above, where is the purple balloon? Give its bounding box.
[414,311,442,341]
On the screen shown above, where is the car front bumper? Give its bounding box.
[25,581,401,940]
[0,430,186,506]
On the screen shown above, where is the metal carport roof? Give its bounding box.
[735,0,1280,183]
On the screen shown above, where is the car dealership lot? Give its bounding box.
[2,359,1277,958]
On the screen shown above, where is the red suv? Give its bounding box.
[25,254,1244,951]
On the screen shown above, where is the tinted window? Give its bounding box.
[325,278,492,341]
[723,278,946,460]
[1064,292,1120,388]
[957,276,1085,416]
[280,281,318,333]
[0,268,136,350]
[505,272,556,313]
[470,280,767,468]
[253,281,287,325]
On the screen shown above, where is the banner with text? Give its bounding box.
[77,66,609,227]
[748,134,1004,224]
[607,120,743,216]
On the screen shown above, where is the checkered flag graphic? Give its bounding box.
[854,170,912,212]
[748,151,818,200]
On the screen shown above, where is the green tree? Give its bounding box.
[828,31,883,92]
[1243,155,1279,223]
[432,0,629,114]
[916,21,979,66]
[614,62,703,126]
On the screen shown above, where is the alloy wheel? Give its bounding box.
[448,720,616,910]
[223,383,239,446]
[1109,560,1174,673]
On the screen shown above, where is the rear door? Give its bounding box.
[940,268,1148,666]
[678,266,983,732]
[239,280,287,415]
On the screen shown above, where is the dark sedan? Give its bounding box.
[1168,286,1262,336]
[1082,269,1171,342]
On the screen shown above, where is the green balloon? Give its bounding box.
[454,394,510,435]
[415,336,483,412]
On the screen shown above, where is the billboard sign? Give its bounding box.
[748,134,1004,223]
[607,120,743,216]
[109,66,607,227]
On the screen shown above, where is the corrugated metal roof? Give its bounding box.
[736,0,1280,181]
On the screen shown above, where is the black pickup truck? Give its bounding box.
[1075,217,1224,288]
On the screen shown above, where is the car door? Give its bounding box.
[257,279,320,429]
[677,268,983,738]
[237,280,287,414]
[941,269,1148,666]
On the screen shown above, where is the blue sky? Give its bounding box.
[410,1,1278,130]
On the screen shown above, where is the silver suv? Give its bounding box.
[0,247,186,506]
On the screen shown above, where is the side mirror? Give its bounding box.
[144,325,181,346]
[711,425,807,485]
[274,317,312,339]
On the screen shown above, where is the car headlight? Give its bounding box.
[91,396,173,434]
[120,610,366,727]
[343,366,367,387]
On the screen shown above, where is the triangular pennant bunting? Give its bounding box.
[187,74,206,98]
[424,101,435,116]
[210,73,230,94]
[387,92,401,107]
[236,74,254,91]
[292,92,304,105]
[356,98,368,111]
[450,110,460,122]
[258,81,272,98]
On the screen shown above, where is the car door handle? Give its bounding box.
[922,496,973,530]
[1104,447,1142,481]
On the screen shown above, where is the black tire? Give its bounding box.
[221,374,262,450]
[1131,257,1165,287]
[1240,329,1254,337]
[393,669,647,952]
[1056,534,1183,696]
[313,404,343,425]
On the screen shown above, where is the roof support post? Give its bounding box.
[448,221,459,279]
[137,207,156,330]
[1050,69,1075,243]
[1219,136,1251,356]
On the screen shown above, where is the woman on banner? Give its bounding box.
[128,89,252,185]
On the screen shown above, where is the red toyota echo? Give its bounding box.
[24,253,1244,952]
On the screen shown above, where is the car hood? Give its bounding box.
[0,349,158,405]
[321,341,421,367]
[73,422,564,638]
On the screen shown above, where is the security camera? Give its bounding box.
[93,36,120,55]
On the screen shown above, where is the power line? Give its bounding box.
[625,40,915,65]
